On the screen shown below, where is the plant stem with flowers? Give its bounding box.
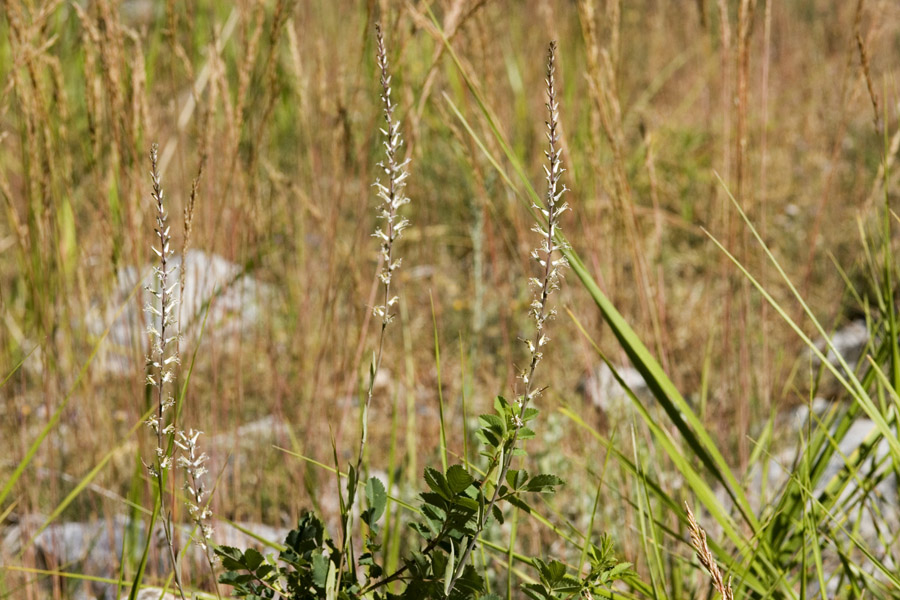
[144,143,187,600]
[446,39,569,595]
[139,144,216,599]
[337,22,412,586]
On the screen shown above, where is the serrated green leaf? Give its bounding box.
[609,562,632,578]
[478,413,505,434]
[525,474,564,493]
[215,546,244,570]
[521,584,547,600]
[421,500,448,524]
[517,427,536,440]
[432,549,447,575]
[255,563,276,580]
[446,464,474,494]
[546,559,567,584]
[243,548,264,571]
[312,552,330,587]
[365,476,387,524]
[475,429,500,448]
[424,466,452,499]
[506,469,529,490]
[454,564,485,594]
[453,496,479,511]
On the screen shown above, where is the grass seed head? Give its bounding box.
[685,502,734,600]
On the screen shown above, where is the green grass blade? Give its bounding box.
[431,292,448,472]
[128,492,161,600]
[0,344,38,388]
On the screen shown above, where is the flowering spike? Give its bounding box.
[371,24,411,328]
[144,143,181,471]
[516,40,569,415]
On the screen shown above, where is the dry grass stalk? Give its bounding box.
[734,0,756,471]
[246,0,293,203]
[232,4,265,165]
[854,0,881,134]
[576,0,661,356]
[758,0,774,414]
[685,503,735,600]
[177,146,206,339]
[406,0,488,145]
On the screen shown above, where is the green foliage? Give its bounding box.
[522,536,635,600]
[218,512,345,599]
[215,396,627,599]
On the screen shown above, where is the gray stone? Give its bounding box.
[84,250,269,376]
[580,362,650,414]
[811,319,870,369]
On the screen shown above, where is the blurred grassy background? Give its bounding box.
[1,0,899,596]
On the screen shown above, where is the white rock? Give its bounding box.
[811,319,869,369]
[580,362,650,414]
[84,250,268,375]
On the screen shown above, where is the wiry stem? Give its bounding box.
[338,22,411,585]
[448,40,569,593]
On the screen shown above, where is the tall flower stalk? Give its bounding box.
[140,144,216,599]
[338,22,411,582]
[448,40,569,593]
[144,143,187,600]
[520,39,569,413]
[146,144,180,469]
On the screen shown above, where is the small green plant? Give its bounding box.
[214,32,632,600]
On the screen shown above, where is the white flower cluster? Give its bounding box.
[518,41,569,408]
[371,24,410,325]
[176,428,214,548]
[145,143,181,478]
